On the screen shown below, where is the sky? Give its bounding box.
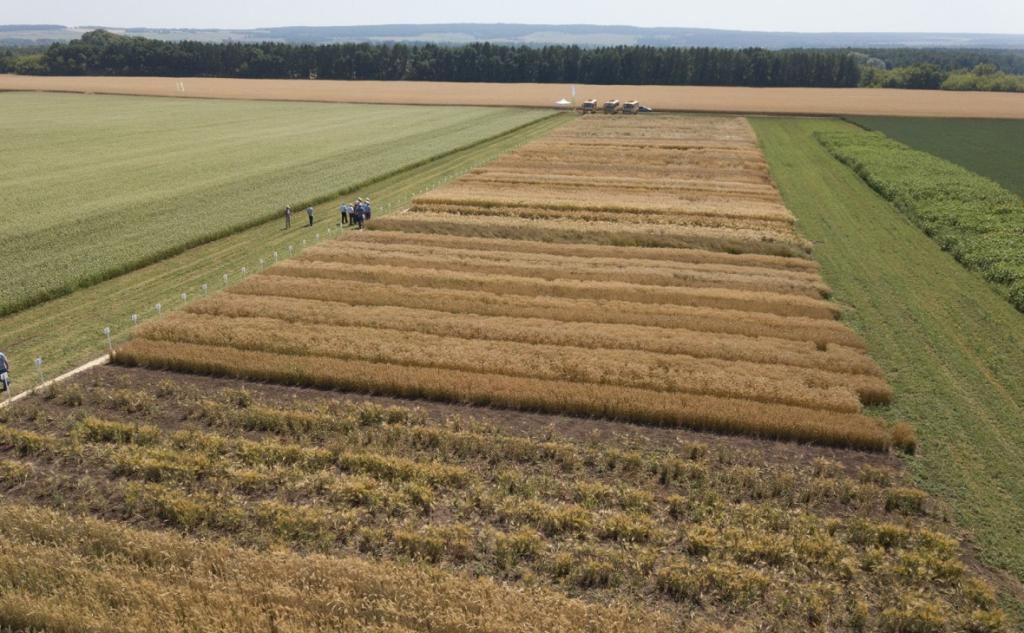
[3,0,1023,34]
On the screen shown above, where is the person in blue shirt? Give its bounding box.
[306,206,315,227]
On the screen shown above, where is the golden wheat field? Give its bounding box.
[117,114,906,452]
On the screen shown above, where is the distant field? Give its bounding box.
[847,117,1024,197]
[5,74,1024,118]
[0,92,550,315]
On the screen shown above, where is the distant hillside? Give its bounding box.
[3,23,1024,49]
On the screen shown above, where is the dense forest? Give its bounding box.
[1,31,1022,91]
[1,30,860,87]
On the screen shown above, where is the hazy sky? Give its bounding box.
[4,0,1023,34]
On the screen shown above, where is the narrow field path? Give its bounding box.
[752,116,1024,620]
[0,113,569,396]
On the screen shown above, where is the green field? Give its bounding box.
[0,109,568,396]
[847,117,1024,198]
[0,93,550,316]
[752,117,1024,619]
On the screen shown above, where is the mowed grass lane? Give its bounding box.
[0,92,551,316]
[752,117,1024,618]
[846,117,1024,198]
[0,113,569,396]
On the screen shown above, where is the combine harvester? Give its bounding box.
[603,99,621,114]
[579,99,598,114]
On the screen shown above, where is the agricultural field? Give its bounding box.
[117,115,906,452]
[0,112,568,397]
[847,117,1024,197]
[6,74,1024,118]
[818,126,1024,311]
[0,92,552,316]
[752,116,1024,621]
[0,367,1007,630]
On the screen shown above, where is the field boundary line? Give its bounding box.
[0,355,109,410]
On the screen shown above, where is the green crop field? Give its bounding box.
[0,111,568,395]
[0,92,550,316]
[847,117,1024,198]
[752,117,1024,622]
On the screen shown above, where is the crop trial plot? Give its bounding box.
[118,115,906,452]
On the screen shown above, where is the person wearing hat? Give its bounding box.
[284,205,292,229]
[364,198,372,221]
[354,198,366,230]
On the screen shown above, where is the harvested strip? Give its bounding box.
[372,213,812,258]
[193,292,883,376]
[115,339,894,452]
[135,313,872,411]
[345,230,821,272]
[266,260,839,319]
[230,275,867,349]
[302,247,830,298]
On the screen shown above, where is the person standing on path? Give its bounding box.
[340,202,349,226]
[284,205,292,229]
[0,351,10,393]
[306,206,315,227]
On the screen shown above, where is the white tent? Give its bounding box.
[554,98,572,108]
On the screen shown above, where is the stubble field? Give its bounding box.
[6,74,1024,118]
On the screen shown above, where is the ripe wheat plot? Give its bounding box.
[119,115,901,451]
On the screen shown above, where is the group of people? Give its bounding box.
[283,197,372,230]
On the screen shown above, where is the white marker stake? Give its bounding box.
[273,251,279,262]
[259,258,265,270]
[201,283,209,296]
[241,266,247,276]
[223,273,229,287]
[181,292,188,303]
[288,245,293,255]
[155,303,162,315]
[103,327,113,353]
[34,357,43,386]
[131,314,139,326]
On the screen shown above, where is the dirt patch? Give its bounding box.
[4,74,1024,119]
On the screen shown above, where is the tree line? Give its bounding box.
[3,31,1023,92]
[2,30,860,87]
